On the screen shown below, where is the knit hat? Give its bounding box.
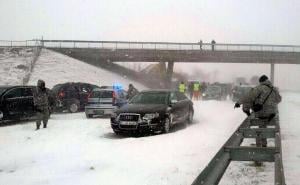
[259,75,268,83]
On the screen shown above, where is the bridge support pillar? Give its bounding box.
[270,63,275,84]
[166,61,174,88]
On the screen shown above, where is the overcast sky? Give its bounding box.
[1,0,300,90]
[1,0,300,45]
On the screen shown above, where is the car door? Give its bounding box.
[2,87,23,119]
[169,92,182,124]
[175,92,190,120]
[78,83,90,106]
[116,90,128,107]
[21,87,35,117]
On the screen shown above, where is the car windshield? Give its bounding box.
[130,92,168,104]
[52,84,63,93]
[0,87,8,96]
[91,90,113,98]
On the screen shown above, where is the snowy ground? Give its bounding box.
[0,94,299,185]
[1,48,299,185]
[28,49,147,90]
[0,47,34,85]
[0,100,244,185]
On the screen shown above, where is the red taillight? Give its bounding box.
[87,92,92,99]
[112,91,116,105]
[58,92,65,98]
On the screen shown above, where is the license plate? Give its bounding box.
[95,110,104,115]
[120,121,137,125]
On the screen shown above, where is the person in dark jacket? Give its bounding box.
[211,40,216,51]
[33,79,50,130]
[127,84,139,100]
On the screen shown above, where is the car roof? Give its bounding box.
[93,88,114,91]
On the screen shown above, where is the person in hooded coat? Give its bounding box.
[127,84,139,100]
[33,79,50,130]
[234,75,281,166]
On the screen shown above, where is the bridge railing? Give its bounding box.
[1,40,300,53]
[39,40,300,53]
[0,40,42,47]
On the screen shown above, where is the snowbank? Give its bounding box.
[0,47,34,85]
[28,49,147,90]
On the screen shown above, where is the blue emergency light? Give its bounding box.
[113,83,123,90]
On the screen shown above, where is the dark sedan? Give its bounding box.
[111,90,194,135]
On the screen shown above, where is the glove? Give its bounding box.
[234,102,240,108]
[268,113,276,122]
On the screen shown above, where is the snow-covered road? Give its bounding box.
[0,100,245,185]
[0,93,299,185]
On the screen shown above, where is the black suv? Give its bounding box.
[52,82,100,113]
[111,90,194,135]
[0,86,55,122]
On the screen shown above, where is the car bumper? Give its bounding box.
[85,106,116,116]
[111,120,162,133]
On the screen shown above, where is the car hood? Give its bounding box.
[116,104,168,114]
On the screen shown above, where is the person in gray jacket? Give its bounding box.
[234,75,281,165]
[234,75,281,120]
[33,79,50,130]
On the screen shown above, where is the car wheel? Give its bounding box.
[68,101,79,113]
[113,130,121,135]
[86,114,93,118]
[187,108,194,124]
[163,117,171,133]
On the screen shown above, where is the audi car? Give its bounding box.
[111,89,194,135]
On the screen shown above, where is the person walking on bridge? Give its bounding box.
[211,40,216,51]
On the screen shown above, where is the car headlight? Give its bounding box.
[143,113,159,120]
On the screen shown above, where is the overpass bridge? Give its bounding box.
[2,40,300,85]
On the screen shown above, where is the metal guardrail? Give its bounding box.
[191,114,285,185]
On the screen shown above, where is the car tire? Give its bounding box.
[163,117,171,133]
[187,108,194,124]
[68,100,80,113]
[113,130,121,135]
[86,114,93,118]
